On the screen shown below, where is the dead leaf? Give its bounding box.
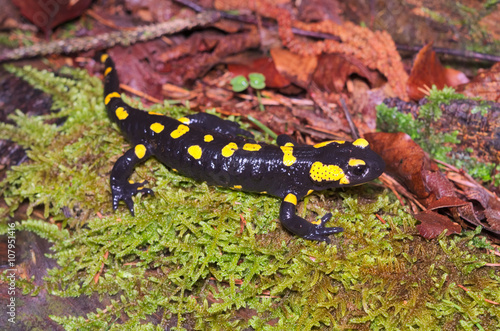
[456,62,500,103]
[12,0,92,34]
[484,208,500,231]
[415,210,462,239]
[312,53,382,93]
[364,132,436,199]
[270,48,318,88]
[159,31,261,86]
[297,0,341,23]
[427,196,469,210]
[407,42,469,101]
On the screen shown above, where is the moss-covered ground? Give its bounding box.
[1,65,499,330]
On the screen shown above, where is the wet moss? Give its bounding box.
[1,65,498,330]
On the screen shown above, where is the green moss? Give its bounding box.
[377,86,499,186]
[1,66,499,329]
[0,30,35,48]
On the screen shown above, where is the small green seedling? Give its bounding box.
[230,73,266,111]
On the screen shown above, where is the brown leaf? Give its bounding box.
[427,196,469,210]
[484,208,500,231]
[270,48,318,88]
[159,31,261,86]
[415,210,462,239]
[423,170,457,200]
[12,0,92,34]
[407,43,469,101]
[364,132,435,199]
[423,170,485,228]
[297,0,341,23]
[312,53,382,93]
[456,62,500,103]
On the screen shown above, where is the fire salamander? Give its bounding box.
[100,54,385,242]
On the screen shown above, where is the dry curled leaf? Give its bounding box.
[312,53,382,93]
[12,0,92,34]
[407,42,469,101]
[457,62,500,103]
[270,48,317,88]
[364,132,435,199]
[414,210,462,239]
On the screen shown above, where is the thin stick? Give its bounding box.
[0,11,220,62]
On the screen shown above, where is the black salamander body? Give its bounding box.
[100,54,385,242]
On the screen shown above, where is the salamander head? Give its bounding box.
[308,138,385,188]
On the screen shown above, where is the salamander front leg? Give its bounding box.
[110,144,154,215]
[279,193,343,242]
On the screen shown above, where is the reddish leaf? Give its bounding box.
[270,48,318,88]
[484,208,500,231]
[423,170,457,200]
[364,132,436,199]
[407,43,469,101]
[158,31,261,86]
[312,54,382,93]
[415,211,462,239]
[297,0,341,23]
[12,0,92,34]
[456,62,500,102]
[227,57,291,89]
[427,196,469,210]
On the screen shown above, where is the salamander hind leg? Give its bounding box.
[110,144,154,216]
[279,193,343,242]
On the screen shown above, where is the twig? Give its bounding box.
[0,11,220,62]
[339,97,359,140]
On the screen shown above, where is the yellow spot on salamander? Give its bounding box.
[104,67,112,76]
[280,146,296,166]
[172,168,178,172]
[311,218,322,225]
[100,54,109,63]
[135,144,146,159]
[233,185,242,189]
[260,191,267,194]
[204,134,214,142]
[353,138,369,148]
[340,177,350,185]
[187,145,202,159]
[150,122,165,133]
[115,107,128,120]
[148,111,163,116]
[178,117,190,124]
[170,124,189,139]
[222,142,238,157]
[243,143,262,151]
[307,189,314,195]
[313,140,345,148]
[128,180,135,184]
[348,159,366,167]
[105,92,121,105]
[284,193,297,205]
[309,161,345,183]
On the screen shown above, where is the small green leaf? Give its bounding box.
[230,75,249,92]
[248,73,266,89]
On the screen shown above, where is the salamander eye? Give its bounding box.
[350,164,368,177]
[347,159,368,177]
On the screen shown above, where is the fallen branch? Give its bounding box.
[0,11,220,62]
